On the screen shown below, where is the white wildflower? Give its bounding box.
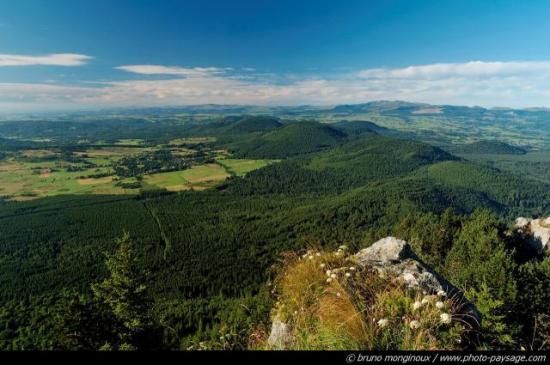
[377,318,389,328]
[326,270,332,276]
[349,266,356,271]
[308,255,314,260]
[320,263,326,269]
[316,252,321,257]
[437,290,447,297]
[436,301,445,309]
[440,313,452,324]
[336,292,341,298]
[326,278,332,283]
[345,273,351,278]
[412,301,423,311]
[422,295,436,305]
[409,320,421,330]
[330,274,337,279]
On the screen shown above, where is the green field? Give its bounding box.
[0,149,132,200]
[143,170,191,191]
[169,137,217,145]
[0,159,128,200]
[217,158,275,176]
[115,139,144,146]
[76,146,153,159]
[0,146,272,200]
[142,164,230,191]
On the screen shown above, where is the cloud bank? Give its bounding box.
[3,60,550,112]
[0,53,93,67]
[358,61,550,79]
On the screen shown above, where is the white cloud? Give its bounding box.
[116,65,230,77]
[357,61,550,79]
[4,60,550,112]
[0,53,92,67]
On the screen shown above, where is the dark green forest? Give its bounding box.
[451,141,528,155]
[0,115,548,350]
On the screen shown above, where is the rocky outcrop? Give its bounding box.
[515,217,550,253]
[355,237,413,265]
[355,237,479,321]
[267,315,293,350]
[267,237,480,348]
[356,237,448,293]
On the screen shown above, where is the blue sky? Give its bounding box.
[1,0,550,112]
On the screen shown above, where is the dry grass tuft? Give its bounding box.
[267,245,467,350]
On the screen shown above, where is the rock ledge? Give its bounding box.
[515,217,550,253]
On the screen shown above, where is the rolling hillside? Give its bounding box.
[228,121,348,158]
[223,115,283,134]
[0,118,548,350]
[451,140,528,155]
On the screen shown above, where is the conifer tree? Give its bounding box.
[92,232,150,350]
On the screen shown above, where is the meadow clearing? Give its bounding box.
[217,158,274,177]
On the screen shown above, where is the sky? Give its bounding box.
[1,0,550,112]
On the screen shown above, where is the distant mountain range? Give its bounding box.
[1,101,549,149]
[5,100,550,117]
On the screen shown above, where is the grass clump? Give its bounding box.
[267,246,468,350]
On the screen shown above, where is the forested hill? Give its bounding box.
[228,133,549,217]
[331,120,398,137]
[0,118,548,350]
[223,115,283,134]
[451,140,528,155]
[227,121,348,158]
[183,115,284,137]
